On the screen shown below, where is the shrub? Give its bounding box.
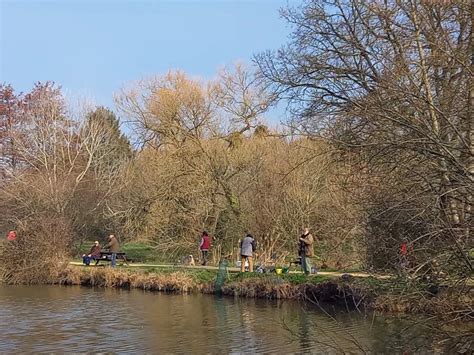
[0,214,72,284]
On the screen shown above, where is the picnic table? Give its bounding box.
[95,252,129,266]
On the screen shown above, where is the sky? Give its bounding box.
[1,0,299,123]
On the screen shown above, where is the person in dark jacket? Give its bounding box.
[199,231,211,266]
[299,227,314,275]
[104,234,120,268]
[240,233,256,272]
[82,241,101,266]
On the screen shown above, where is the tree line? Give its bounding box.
[0,0,471,282]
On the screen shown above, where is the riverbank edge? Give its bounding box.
[41,266,472,319]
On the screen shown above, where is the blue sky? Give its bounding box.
[1,0,298,122]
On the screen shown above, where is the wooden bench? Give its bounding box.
[95,252,129,266]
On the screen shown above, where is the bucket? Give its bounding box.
[275,268,282,275]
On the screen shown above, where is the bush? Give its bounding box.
[0,214,72,284]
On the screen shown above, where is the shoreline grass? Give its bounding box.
[49,265,473,320]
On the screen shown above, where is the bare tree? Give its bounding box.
[256,0,472,274]
[116,71,216,149]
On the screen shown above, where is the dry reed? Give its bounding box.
[3,260,471,319]
[57,267,197,293]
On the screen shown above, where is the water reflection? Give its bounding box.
[0,285,458,353]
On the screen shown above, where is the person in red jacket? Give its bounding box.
[6,230,16,241]
[199,231,211,266]
[400,239,414,270]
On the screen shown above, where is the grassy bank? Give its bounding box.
[2,237,471,319]
[51,265,472,319]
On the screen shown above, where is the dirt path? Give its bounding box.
[69,261,391,279]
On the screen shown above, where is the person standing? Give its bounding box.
[399,239,413,271]
[299,227,314,275]
[104,234,120,268]
[82,241,101,266]
[199,231,211,266]
[240,233,256,272]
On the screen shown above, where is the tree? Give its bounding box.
[116,71,216,149]
[256,0,472,274]
[0,83,133,283]
[114,67,276,258]
[86,107,132,165]
[0,84,22,175]
[68,107,133,241]
[0,83,132,237]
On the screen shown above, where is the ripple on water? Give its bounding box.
[0,285,452,354]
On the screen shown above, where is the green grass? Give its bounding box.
[282,273,332,284]
[226,271,332,285]
[138,266,218,283]
[121,266,333,286]
[121,242,158,263]
[75,260,440,296]
[188,269,219,283]
[76,241,161,263]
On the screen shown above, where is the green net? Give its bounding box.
[214,260,229,293]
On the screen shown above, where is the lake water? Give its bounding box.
[0,285,462,353]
